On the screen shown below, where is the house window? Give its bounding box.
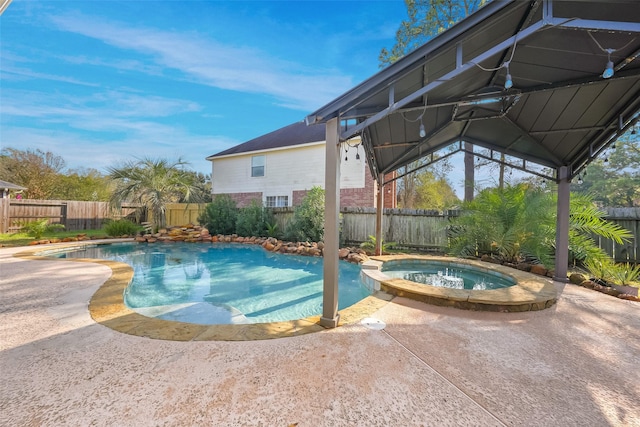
[266,196,288,207]
[251,155,265,177]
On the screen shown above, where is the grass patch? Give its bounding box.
[0,228,108,248]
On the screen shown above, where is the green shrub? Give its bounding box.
[360,235,395,254]
[265,221,280,238]
[236,200,269,237]
[285,186,324,242]
[104,219,142,237]
[584,258,615,281]
[198,194,237,235]
[447,184,631,268]
[15,219,65,239]
[608,263,640,286]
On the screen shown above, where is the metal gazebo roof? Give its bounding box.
[306,0,640,183]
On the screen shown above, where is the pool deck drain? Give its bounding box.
[14,241,392,341]
[365,254,557,312]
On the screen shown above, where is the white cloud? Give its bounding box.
[1,88,201,121]
[1,125,236,175]
[1,87,233,174]
[49,13,354,112]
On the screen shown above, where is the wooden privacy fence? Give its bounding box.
[3,199,637,262]
[339,207,457,252]
[164,203,207,227]
[165,203,639,262]
[599,207,640,263]
[0,199,143,233]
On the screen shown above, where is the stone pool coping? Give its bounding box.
[13,240,392,341]
[362,254,557,312]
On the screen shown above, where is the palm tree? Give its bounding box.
[108,157,208,228]
[448,184,631,268]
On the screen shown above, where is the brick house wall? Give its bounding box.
[223,192,263,208]
[292,172,397,209]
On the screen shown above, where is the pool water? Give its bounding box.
[382,260,515,290]
[53,243,371,324]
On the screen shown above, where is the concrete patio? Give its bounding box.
[1,244,639,426]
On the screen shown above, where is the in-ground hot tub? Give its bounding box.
[360,255,557,312]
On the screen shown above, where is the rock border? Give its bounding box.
[134,224,370,264]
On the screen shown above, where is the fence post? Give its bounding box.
[0,199,9,233]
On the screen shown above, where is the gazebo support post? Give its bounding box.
[320,117,341,328]
[554,165,570,282]
[375,177,384,256]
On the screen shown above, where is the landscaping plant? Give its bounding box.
[15,219,65,239]
[198,194,237,235]
[108,157,207,228]
[360,235,395,254]
[103,219,142,237]
[236,199,273,237]
[285,186,325,242]
[448,184,631,269]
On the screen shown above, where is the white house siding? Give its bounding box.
[211,142,366,205]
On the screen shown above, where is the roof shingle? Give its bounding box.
[207,121,326,158]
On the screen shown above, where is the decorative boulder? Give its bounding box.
[569,273,586,284]
[530,264,548,276]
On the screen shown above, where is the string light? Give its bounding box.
[602,52,614,79]
[588,32,637,80]
[504,62,513,89]
[577,175,583,185]
[401,94,428,140]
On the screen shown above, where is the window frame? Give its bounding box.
[265,195,288,208]
[251,155,265,177]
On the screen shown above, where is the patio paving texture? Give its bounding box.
[1,243,639,426]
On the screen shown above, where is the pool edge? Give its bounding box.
[367,254,557,312]
[13,241,392,341]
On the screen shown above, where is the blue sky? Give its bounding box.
[1,0,408,178]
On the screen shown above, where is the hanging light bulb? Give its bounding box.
[612,143,616,149]
[577,175,583,185]
[419,117,426,138]
[504,63,513,89]
[604,157,609,163]
[602,52,614,79]
[355,147,360,160]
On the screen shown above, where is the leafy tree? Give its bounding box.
[414,170,460,209]
[198,194,238,235]
[108,157,207,228]
[573,132,640,206]
[380,0,490,202]
[397,154,458,209]
[0,147,65,199]
[55,168,112,201]
[380,0,489,65]
[448,184,631,268]
[286,186,325,242]
[0,147,112,201]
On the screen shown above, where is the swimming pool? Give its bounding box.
[52,242,371,324]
